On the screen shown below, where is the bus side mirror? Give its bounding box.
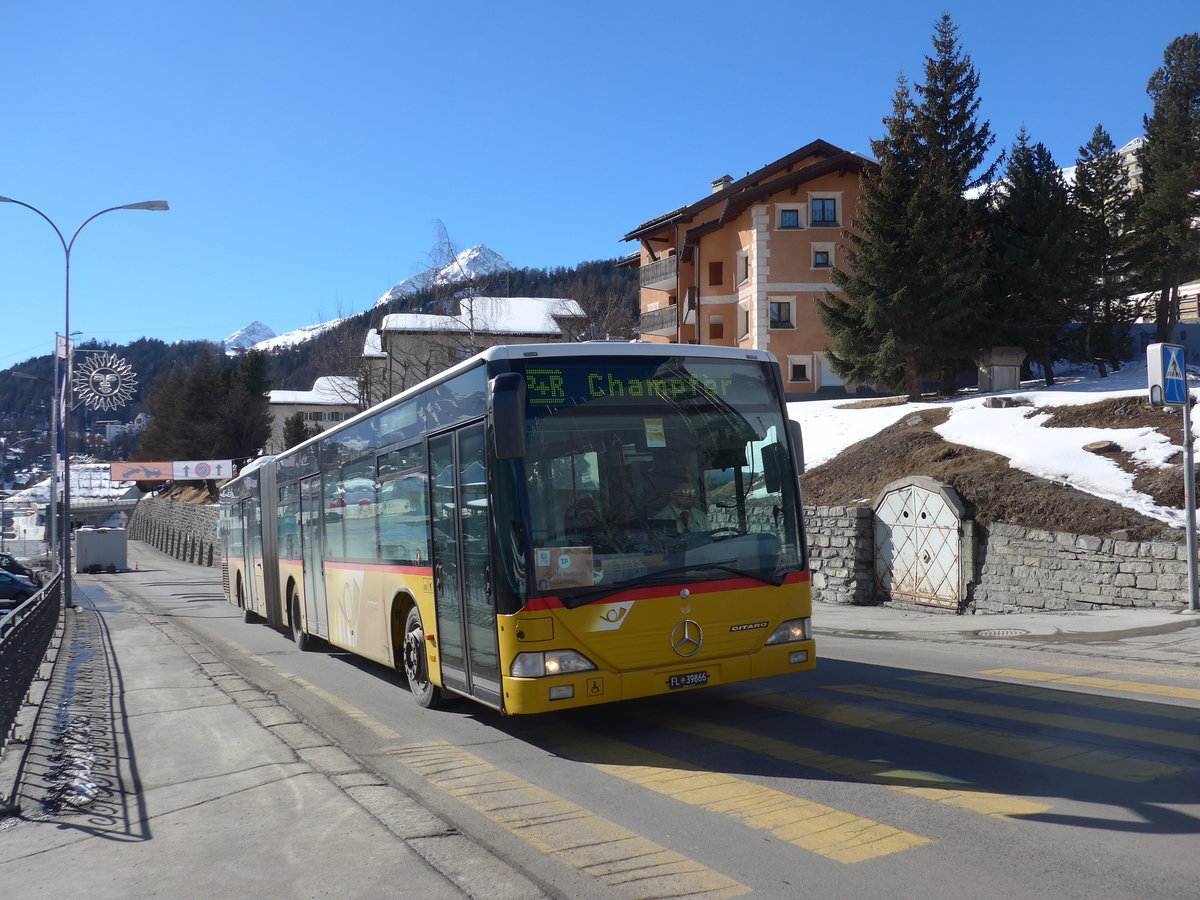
[490,373,527,460]
[788,419,805,475]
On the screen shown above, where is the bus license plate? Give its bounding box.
[669,671,709,690]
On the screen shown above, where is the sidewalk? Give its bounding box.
[0,574,546,900]
[814,598,1200,668]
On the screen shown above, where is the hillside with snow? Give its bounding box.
[789,360,1195,531]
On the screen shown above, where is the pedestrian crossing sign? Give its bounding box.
[1147,343,1189,406]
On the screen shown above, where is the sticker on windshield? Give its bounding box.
[644,418,666,448]
[590,600,634,631]
[535,546,594,590]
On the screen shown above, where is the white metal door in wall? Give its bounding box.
[874,481,962,610]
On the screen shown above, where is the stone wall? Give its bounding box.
[803,506,875,606]
[804,505,1188,611]
[971,522,1187,612]
[127,497,221,568]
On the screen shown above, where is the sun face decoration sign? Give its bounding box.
[72,352,138,411]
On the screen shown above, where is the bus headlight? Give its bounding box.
[511,650,597,678]
[764,618,811,645]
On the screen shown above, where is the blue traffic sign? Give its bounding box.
[1147,342,1189,407]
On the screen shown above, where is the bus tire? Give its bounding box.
[237,577,257,623]
[289,588,313,651]
[401,606,442,709]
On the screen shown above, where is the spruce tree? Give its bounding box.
[818,76,919,394]
[819,14,994,400]
[1072,125,1138,373]
[987,130,1080,386]
[1136,33,1200,340]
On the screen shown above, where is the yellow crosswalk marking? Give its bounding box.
[244,654,748,897]
[829,684,1200,754]
[978,668,1200,703]
[742,690,1185,783]
[634,711,1049,819]
[391,742,750,898]
[906,674,1200,723]
[532,727,932,864]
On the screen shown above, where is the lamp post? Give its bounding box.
[0,197,169,606]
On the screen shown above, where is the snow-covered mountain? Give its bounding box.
[374,245,514,308]
[249,317,350,353]
[223,320,276,351]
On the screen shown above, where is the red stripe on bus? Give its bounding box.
[519,570,810,612]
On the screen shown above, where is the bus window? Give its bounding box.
[378,443,430,566]
[341,458,377,559]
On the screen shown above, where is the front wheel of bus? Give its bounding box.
[401,606,442,709]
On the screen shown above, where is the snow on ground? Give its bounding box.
[788,361,1196,529]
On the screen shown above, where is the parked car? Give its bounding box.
[0,569,36,613]
[0,552,39,585]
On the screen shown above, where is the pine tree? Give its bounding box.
[282,412,320,450]
[818,76,919,394]
[818,14,994,400]
[1136,33,1200,340]
[1071,125,1138,373]
[987,130,1080,386]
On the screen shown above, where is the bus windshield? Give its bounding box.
[500,354,806,609]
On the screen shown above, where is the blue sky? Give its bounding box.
[0,1,1193,372]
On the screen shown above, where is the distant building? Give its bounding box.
[267,376,359,452]
[363,295,586,403]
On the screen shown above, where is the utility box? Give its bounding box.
[75,527,128,573]
[976,346,1025,393]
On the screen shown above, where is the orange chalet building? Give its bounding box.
[622,139,876,397]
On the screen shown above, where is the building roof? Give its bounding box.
[378,296,585,337]
[622,139,874,243]
[268,375,358,406]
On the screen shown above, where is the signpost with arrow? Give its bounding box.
[1148,342,1199,612]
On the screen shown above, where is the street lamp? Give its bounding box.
[0,197,169,606]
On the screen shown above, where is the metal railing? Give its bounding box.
[0,575,62,753]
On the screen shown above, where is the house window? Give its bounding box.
[737,250,750,285]
[813,244,834,268]
[738,304,750,341]
[708,261,723,286]
[769,300,794,329]
[709,315,724,341]
[788,355,813,383]
[811,198,837,226]
[779,208,801,229]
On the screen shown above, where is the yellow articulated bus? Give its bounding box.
[219,342,814,714]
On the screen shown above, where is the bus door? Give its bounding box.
[240,498,261,615]
[429,423,501,706]
[299,475,329,638]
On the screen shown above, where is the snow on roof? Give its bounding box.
[269,375,358,406]
[362,328,385,358]
[379,296,584,337]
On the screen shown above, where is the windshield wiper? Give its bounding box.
[558,561,783,609]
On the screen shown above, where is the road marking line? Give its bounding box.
[635,711,1049,819]
[391,742,749,898]
[742,690,1185,783]
[829,684,1200,754]
[242,654,748,897]
[978,668,1200,703]
[905,674,1200,722]
[531,726,931,864]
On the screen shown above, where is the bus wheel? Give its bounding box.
[401,606,442,709]
[238,578,257,623]
[290,588,313,651]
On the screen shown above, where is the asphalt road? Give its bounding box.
[106,549,1200,900]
